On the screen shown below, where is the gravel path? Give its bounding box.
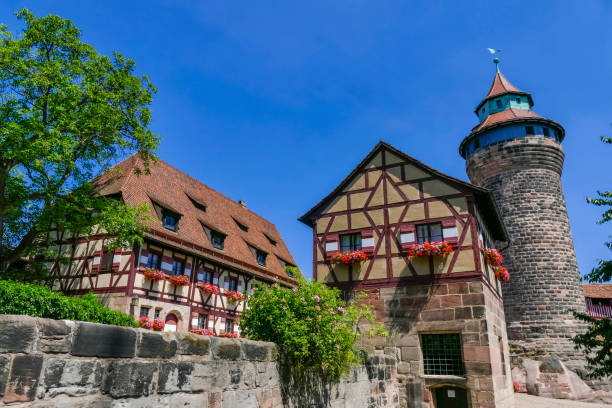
[515,394,612,407]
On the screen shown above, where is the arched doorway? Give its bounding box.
[164,313,178,332]
[432,386,468,408]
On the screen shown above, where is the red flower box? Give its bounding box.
[331,250,368,265]
[226,290,244,304]
[494,267,510,282]
[138,316,152,329]
[484,248,503,266]
[143,268,167,281]
[221,332,238,338]
[199,282,220,295]
[151,319,165,331]
[191,328,214,336]
[168,274,190,286]
[407,241,453,257]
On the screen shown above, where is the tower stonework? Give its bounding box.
[460,71,587,363]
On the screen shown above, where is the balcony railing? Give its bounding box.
[586,298,612,318]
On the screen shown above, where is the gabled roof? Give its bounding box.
[91,154,296,284]
[475,71,534,114]
[298,141,508,241]
[583,283,612,299]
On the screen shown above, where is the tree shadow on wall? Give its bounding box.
[277,352,381,407]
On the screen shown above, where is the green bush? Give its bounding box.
[0,280,137,327]
[239,275,387,379]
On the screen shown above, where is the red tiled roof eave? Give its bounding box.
[583,283,612,299]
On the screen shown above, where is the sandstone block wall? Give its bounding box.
[356,280,513,408]
[0,315,398,407]
[466,136,587,360]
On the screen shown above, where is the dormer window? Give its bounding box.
[211,230,225,250]
[256,250,267,267]
[265,234,277,246]
[234,219,249,232]
[163,210,179,231]
[187,194,206,212]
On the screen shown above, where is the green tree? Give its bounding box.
[0,9,159,281]
[572,135,612,378]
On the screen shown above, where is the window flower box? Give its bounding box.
[168,274,190,286]
[407,241,453,257]
[221,332,238,338]
[143,268,167,281]
[331,250,368,265]
[494,267,510,282]
[226,290,244,304]
[138,316,152,329]
[198,282,220,295]
[484,248,503,266]
[191,328,214,336]
[151,319,165,331]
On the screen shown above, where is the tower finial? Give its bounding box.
[487,48,502,72]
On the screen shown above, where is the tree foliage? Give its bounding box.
[572,135,612,378]
[239,275,388,379]
[0,9,159,279]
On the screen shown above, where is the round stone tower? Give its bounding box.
[459,66,587,359]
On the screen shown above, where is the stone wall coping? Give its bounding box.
[0,314,278,362]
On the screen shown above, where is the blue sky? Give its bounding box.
[3,1,611,280]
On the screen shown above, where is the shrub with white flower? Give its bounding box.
[239,269,387,379]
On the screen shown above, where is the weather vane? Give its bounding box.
[487,48,502,72]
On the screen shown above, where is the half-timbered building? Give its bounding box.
[48,154,296,334]
[299,141,513,408]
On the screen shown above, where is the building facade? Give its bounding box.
[47,155,296,334]
[459,70,588,363]
[300,142,514,408]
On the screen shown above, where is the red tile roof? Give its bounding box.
[484,72,522,99]
[583,283,612,299]
[92,155,296,284]
[471,109,542,133]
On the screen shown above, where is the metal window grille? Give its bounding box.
[421,333,464,376]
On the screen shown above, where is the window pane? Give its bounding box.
[421,333,464,376]
[416,225,428,244]
[225,320,233,332]
[198,314,207,329]
[147,253,159,269]
[172,260,184,276]
[154,309,160,319]
[525,126,534,135]
[340,235,352,252]
[139,307,150,318]
[353,234,362,250]
[430,223,443,242]
[228,277,237,291]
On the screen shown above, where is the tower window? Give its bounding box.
[481,108,485,114]
[525,126,535,136]
[340,233,362,252]
[496,99,502,108]
[421,333,464,376]
[515,97,521,103]
[416,223,443,243]
[542,127,550,137]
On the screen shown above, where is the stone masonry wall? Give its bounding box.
[355,280,513,408]
[0,314,398,407]
[466,136,587,362]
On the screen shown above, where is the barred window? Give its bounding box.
[421,333,464,376]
